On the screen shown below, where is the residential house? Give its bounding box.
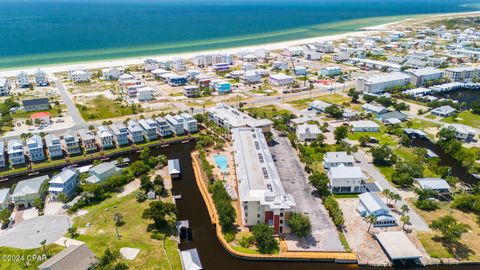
[35,69,49,86]
[144,59,160,72]
[48,167,79,199]
[70,70,90,83]
[17,71,30,87]
[308,100,332,113]
[184,85,200,98]
[242,70,261,84]
[0,141,5,167]
[443,124,476,141]
[214,81,231,94]
[358,192,396,227]
[109,123,129,146]
[45,134,63,159]
[320,66,342,77]
[328,165,367,193]
[139,119,158,140]
[294,66,307,76]
[8,139,25,165]
[96,126,114,149]
[11,175,49,208]
[38,244,97,270]
[101,67,124,80]
[323,152,355,169]
[180,113,198,133]
[414,178,451,197]
[272,61,288,70]
[269,73,294,86]
[165,115,185,135]
[63,132,81,155]
[137,86,155,101]
[361,103,388,114]
[78,129,97,152]
[127,120,145,143]
[172,57,186,71]
[154,116,173,137]
[0,188,10,210]
[22,98,49,112]
[296,123,322,142]
[85,162,121,184]
[376,111,408,123]
[0,78,11,96]
[431,105,456,117]
[351,120,380,132]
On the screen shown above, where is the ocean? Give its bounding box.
[0,0,479,69]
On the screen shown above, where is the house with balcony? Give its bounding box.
[180,113,198,133]
[45,134,63,159]
[8,139,25,165]
[35,69,48,86]
[324,152,355,169]
[26,135,45,162]
[127,120,145,143]
[11,175,49,208]
[63,132,81,155]
[139,119,158,141]
[78,129,97,152]
[96,126,114,149]
[48,167,79,199]
[110,123,129,146]
[85,162,121,184]
[155,117,172,137]
[358,192,396,227]
[165,115,185,135]
[328,165,367,193]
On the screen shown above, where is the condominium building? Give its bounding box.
[207,103,273,133]
[356,72,411,93]
[444,66,480,82]
[405,68,444,87]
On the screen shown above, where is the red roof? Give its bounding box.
[31,112,50,119]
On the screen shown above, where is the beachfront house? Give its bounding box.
[269,73,294,86]
[85,162,121,184]
[127,120,145,143]
[102,67,124,80]
[0,188,10,210]
[70,70,90,83]
[328,165,367,194]
[323,152,355,169]
[35,69,48,86]
[22,98,50,112]
[165,114,185,135]
[358,192,396,227]
[110,123,129,146]
[0,141,5,167]
[144,59,160,72]
[48,167,79,199]
[8,139,25,166]
[139,119,158,141]
[17,71,30,88]
[180,113,198,133]
[63,132,81,155]
[11,175,49,208]
[296,123,322,142]
[431,105,456,118]
[351,120,380,132]
[96,125,114,149]
[78,129,97,152]
[154,116,173,137]
[45,134,63,159]
[0,78,11,96]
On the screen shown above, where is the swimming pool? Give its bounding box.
[213,154,229,173]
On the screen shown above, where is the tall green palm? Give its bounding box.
[401,215,410,231]
[366,214,377,233]
[401,204,410,215]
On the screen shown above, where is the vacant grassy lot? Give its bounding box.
[77,95,136,120]
[0,245,64,270]
[412,200,480,261]
[73,194,181,270]
[287,93,351,109]
[441,111,480,129]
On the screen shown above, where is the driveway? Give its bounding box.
[0,215,71,249]
[269,130,344,251]
[55,79,87,128]
[353,151,430,231]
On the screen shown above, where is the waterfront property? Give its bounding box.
[414,178,451,198]
[168,159,181,178]
[96,125,114,149]
[139,119,158,141]
[85,161,121,184]
[350,120,380,132]
[213,154,229,174]
[22,98,50,112]
[110,123,129,146]
[155,116,173,137]
[376,231,422,263]
[328,165,367,193]
[8,139,26,166]
[70,70,90,83]
[165,115,186,135]
[323,151,355,169]
[38,243,97,270]
[48,167,79,199]
[180,248,202,270]
[180,113,198,133]
[0,188,11,210]
[444,66,480,82]
[63,132,82,156]
[127,120,145,143]
[207,103,273,133]
[16,71,30,87]
[0,141,5,167]
[101,66,124,80]
[357,192,396,227]
[444,124,476,141]
[405,68,444,87]
[11,175,49,208]
[356,72,411,94]
[35,69,48,86]
[232,127,295,234]
[78,129,97,152]
[45,134,63,159]
[296,123,322,142]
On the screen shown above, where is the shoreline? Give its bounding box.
[0,10,479,77]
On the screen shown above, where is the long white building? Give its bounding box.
[444,66,480,82]
[356,72,411,93]
[207,103,273,132]
[232,127,295,234]
[405,68,444,87]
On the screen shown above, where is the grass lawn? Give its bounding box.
[287,98,315,109]
[0,245,64,270]
[347,129,396,146]
[441,111,480,129]
[425,114,437,119]
[405,119,441,130]
[317,93,351,105]
[77,96,136,120]
[411,200,480,261]
[338,232,351,252]
[232,246,260,254]
[334,194,358,199]
[73,194,181,270]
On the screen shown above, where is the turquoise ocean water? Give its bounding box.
[0,0,479,69]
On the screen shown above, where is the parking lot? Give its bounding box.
[269,130,344,251]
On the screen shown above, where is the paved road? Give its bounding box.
[55,79,87,128]
[353,151,430,232]
[269,130,344,251]
[0,215,71,249]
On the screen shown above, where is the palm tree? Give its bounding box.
[382,189,392,202]
[40,239,47,255]
[366,214,377,233]
[391,193,401,205]
[401,204,410,215]
[401,215,410,231]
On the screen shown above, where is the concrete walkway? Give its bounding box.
[353,151,430,232]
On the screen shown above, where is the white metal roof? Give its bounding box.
[376,231,422,260]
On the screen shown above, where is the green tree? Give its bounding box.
[347,88,359,103]
[366,214,377,233]
[129,161,149,177]
[142,201,177,229]
[370,145,397,166]
[401,215,410,231]
[325,105,344,119]
[33,197,45,214]
[288,212,312,237]
[358,135,370,147]
[308,172,330,197]
[252,223,279,254]
[139,147,151,161]
[334,126,349,143]
[68,226,79,239]
[57,192,68,206]
[0,209,12,228]
[430,215,470,244]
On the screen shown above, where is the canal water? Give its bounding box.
[435,89,480,107]
[2,142,480,269]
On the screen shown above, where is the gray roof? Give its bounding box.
[38,244,97,270]
[180,248,202,270]
[45,134,61,146]
[168,159,180,174]
[377,111,408,120]
[376,231,422,260]
[12,175,48,198]
[414,178,450,190]
[0,188,10,203]
[328,166,365,179]
[89,162,116,175]
[49,168,77,184]
[22,98,49,107]
[324,152,355,164]
[359,192,389,213]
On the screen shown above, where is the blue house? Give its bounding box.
[48,167,79,199]
[168,74,187,86]
[294,66,307,76]
[357,192,396,227]
[215,81,232,94]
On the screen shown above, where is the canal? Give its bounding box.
[435,88,480,107]
[2,142,480,269]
